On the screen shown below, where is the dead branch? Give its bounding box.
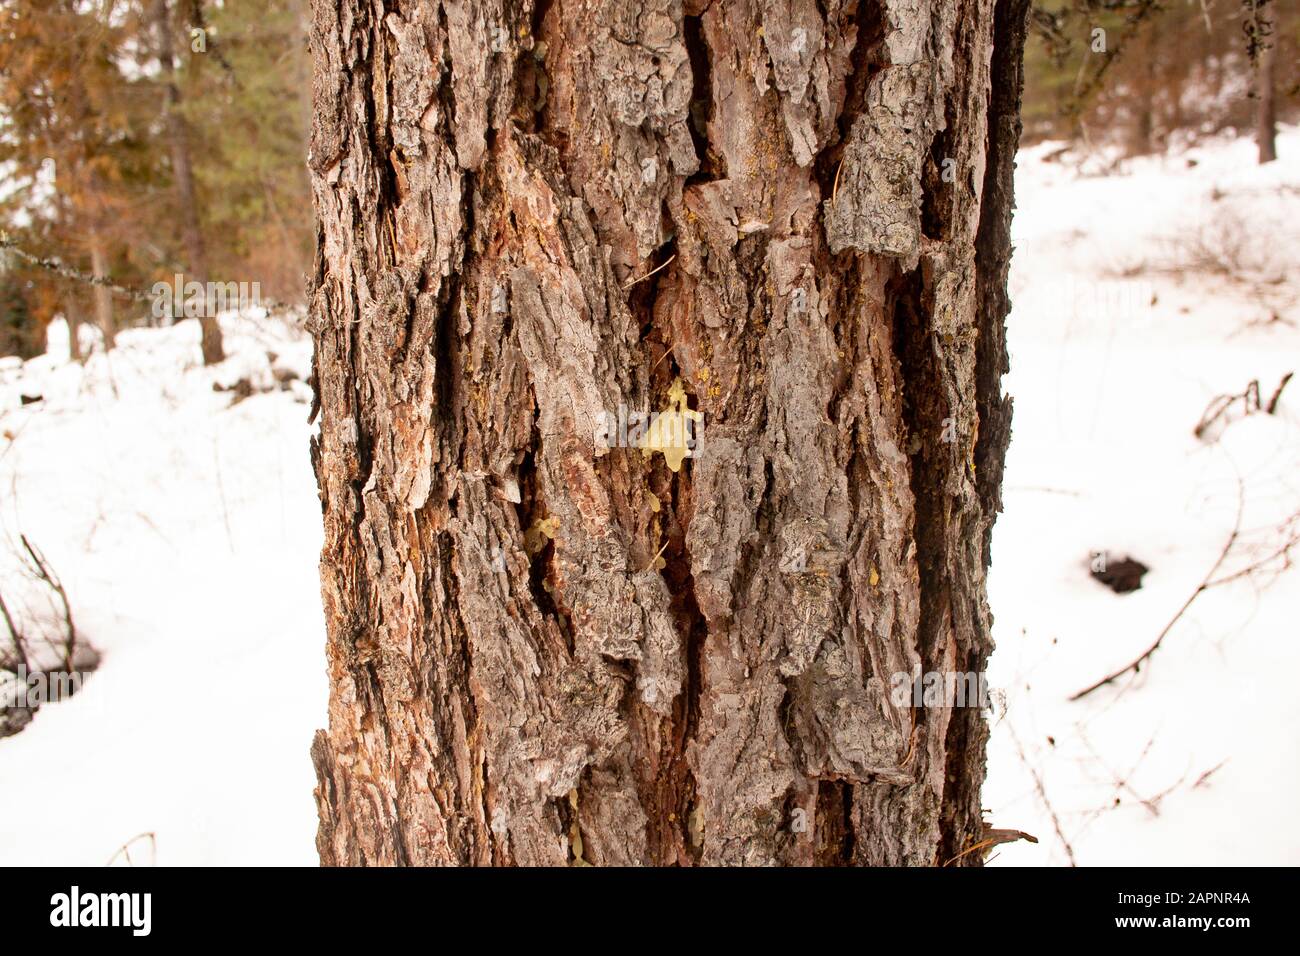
[1008,722,1077,866]
[984,827,1039,847]
[106,832,157,867]
[0,587,30,671]
[943,828,1038,867]
[1194,379,1260,440]
[1080,729,1185,817]
[1193,759,1228,789]
[1265,372,1293,414]
[19,534,77,672]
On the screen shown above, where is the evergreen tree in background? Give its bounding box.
[178,0,313,303]
[0,0,156,352]
[0,0,312,358]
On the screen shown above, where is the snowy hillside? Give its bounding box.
[0,129,1296,866]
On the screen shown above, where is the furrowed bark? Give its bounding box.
[308,0,1027,866]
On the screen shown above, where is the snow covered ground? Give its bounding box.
[985,128,1300,866]
[0,316,326,865]
[0,128,1296,866]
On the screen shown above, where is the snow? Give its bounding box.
[0,127,1296,866]
[984,127,1300,865]
[0,314,326,865]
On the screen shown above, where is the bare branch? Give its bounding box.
[0,587,30,672]
[1265,371,1293,414]
[1008,722,1076,866]
[19,534,77,672]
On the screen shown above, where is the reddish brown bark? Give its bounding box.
[308,0,1028,866]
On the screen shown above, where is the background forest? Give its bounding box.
[0,0,310,358]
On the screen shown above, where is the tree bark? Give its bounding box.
[152,0,225,364]
[308,0,1027,866]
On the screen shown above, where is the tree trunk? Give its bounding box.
[63,292,84,364]
[1256,35,1277,165]
[88,227,116,351]
[308,0,1027,866]
[152,0,225,364]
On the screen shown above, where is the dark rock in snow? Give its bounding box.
[1091,556,1149,593]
